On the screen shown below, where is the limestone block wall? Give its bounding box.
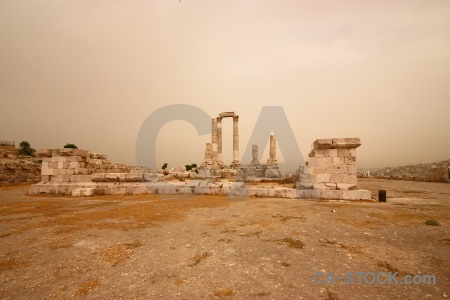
[36,148,146,184]
[298,138,360,190]
[296,138,371,200]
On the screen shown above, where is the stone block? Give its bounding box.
[296,190,304,199]
[184,180,201,187]
[42,162,49,169]
[327,165,347,174]
[37,149,52,157]
[268,188,286,198]
[313,183,326,190]
[336,183,356,190]
[303,190,321,199]
[320,190,334,200]
[326,149,338,157]
[312,166,327,174]
[69,162,80,168]
[116,173,128,182]
[332,157,345,165]
[333,190,343,200]
[126,173,143,182]
[345,156,356,165]
[91,173,106,182]
[359,190,372,200]
[331,138,361,149]
[329,174,345,183]
[313,139,332,149]
[337,149,350,157]
[342,190,360,200]
[318,157,332,166]
[69,175,81,182]
[47,162,57,168]
[324,183,337,190]
[347,165,357,174]
[309,149,322,158]
[285,189,297,199]
[345,174,357,184]
[105,173,119,182]
[41,168,54,176]
[316,173,330,183]
[40,175,50,183]
[307,157,320,166]
[297,182,313,189]
[143,173,164,182]
[65,169,74,175]
[51,156,67,162]
[256,189,269,197]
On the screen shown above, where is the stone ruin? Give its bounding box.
[0,144,41,184]
[27,110,372,200]
[29,137,371,200]
[295,138,371,200]
[198,112,282,180]
[369,160,450,183]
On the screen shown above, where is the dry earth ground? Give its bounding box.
[0,179,449,299]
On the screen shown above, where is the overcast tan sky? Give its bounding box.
[0,0,449,170]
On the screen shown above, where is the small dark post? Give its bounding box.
[378,190,386,202]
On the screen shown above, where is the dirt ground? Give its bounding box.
[0,179,449,299]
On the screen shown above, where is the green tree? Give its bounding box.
[64,143,78,149]
[17,141,36,156]
[190,163,198,169]
[162,163,168,170]
[185,164,192,171]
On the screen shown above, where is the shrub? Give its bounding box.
[64,143,78,149]
[17,141,36,156]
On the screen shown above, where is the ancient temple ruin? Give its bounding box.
[28,109,371,200]
[199,112,282,179]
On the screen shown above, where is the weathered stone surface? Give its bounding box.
[265,167,282,178]
[331,138,361,149]
[125,173,143,182]
[313,139,333,149]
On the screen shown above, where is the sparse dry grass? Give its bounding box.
[279,238,305,249]
[77,279,101,295]
[188,252,210,267]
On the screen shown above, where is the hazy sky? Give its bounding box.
[1,0,449,170]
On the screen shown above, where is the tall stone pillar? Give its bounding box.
[251,145,259,164]
[211,118,218,161]
[268,134,277,164]
[217,117,223,163]
[233,116,239,164]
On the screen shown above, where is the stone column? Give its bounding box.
[217,117,223,163]
[251,145,259,164]
[204,143,212,164]
[268,134,277,164]
[211,118,218,161]
[233,116,239,164]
